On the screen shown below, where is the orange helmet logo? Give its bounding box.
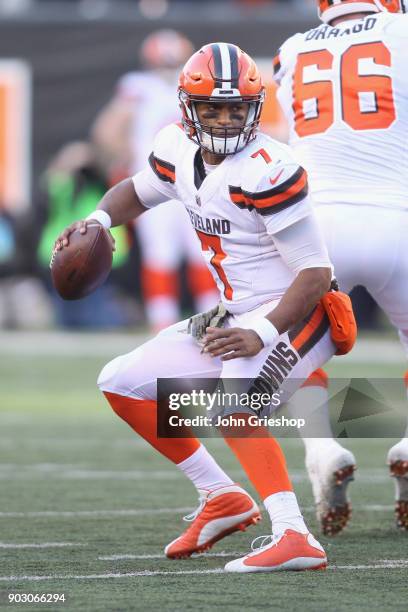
[178,43,265,155]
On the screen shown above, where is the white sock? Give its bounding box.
[176,444,234,491]
[263,491,309,536]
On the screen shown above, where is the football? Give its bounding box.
[50,222,113,300]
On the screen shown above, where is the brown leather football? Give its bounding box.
[50,222,113,300]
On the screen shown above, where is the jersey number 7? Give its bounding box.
[195,230,233,300]
[293,41,396,137]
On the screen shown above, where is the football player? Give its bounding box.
[55,43,356,572]
[92,30,218,332]
[273,0,408,534]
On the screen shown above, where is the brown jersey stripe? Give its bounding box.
[228,172,308,215]
[289,304,330,358]
[149,153,176,184]
[254,185,308,216]
[245,167,307,202]
[247,170,307,208]
[229,186,247,209]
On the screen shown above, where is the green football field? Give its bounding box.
[1,331,407,611]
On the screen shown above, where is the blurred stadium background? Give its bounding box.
[1,1,407,609]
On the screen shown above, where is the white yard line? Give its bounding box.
[303,504,394,512]
[99,552,239,561]
[0,508,192,518]
[0,504,395,519]
[0,469,184,481]
[0,466,392,483]
[333,561,408,570]
[1,562,408,582]
[0,542,84,549]
[0,570,225,582]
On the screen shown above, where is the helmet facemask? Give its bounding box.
[179,91,265,155]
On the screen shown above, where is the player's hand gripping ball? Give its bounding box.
[50,220,114,300]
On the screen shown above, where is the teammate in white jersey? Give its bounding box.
[92,30,217,332]
[274,0,408,534]
[55,43,357,572]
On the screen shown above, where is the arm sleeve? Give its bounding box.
[251,160,313,233]
[131,124,179,208]
[271,212,333,276]
[132,167,176,209]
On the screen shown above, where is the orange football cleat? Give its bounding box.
[224,529,327,573]
[165,484,261,559]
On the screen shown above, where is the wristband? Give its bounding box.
[250,317,279,348]
[86,210,112,229]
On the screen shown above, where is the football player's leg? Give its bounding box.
[136,202,182,332]
[180,205,219,312]
[222,308,333,572]
[375,324,408,531]
[287,370,356,536]
[294,204,357,535]
[98,319,260,556]
[387,370,408,531]
[366,211,408,530]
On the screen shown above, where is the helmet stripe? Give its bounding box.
[210,43,223,89]
[211,43,239,90]
[218,43,232,87]
[227,44,239,89]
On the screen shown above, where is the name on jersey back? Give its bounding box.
[305,16,377,41]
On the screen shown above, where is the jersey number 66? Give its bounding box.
[293,41,396,136]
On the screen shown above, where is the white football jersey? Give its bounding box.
[275,13,408,209]
[117,71,180,173]
[133,124,323,314]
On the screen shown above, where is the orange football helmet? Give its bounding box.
[317,0,406,23]
[178,43,265,155]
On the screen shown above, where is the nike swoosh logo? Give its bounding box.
[270,169,284,186]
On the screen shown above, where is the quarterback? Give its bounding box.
[55,43,355,572]
[92,30,218,331]
[273,0,408,534]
